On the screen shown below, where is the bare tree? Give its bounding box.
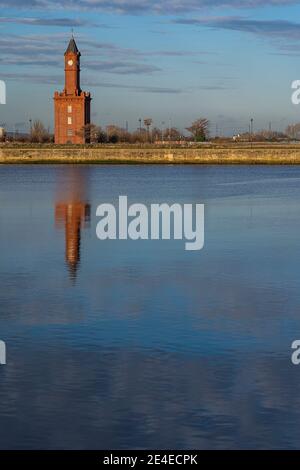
[0,127,6,142]
[131,128,148,144]
[152,127,167,142]
[163,127,181,142]
[285,123,300,140]
[186,118,210,142]
[30,120,52,143]
[106,125,131,143]
[77,123,104,143]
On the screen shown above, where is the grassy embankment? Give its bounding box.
[1,142,300,164]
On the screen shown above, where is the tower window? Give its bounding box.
[68,105,72,113]
[67,129,73,136]
[68,116,72,125]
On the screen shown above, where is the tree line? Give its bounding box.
[5,118,300,143]
[1,118,210,144]
[78,118,209,144]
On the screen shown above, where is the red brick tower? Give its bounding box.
[54,37,91,144]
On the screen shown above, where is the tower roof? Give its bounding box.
[65,37,80,55]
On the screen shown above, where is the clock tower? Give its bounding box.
[54,37,91,144]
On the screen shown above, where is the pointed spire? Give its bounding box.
[65,36,79,55]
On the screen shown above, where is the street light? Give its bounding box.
[249,118,254,145]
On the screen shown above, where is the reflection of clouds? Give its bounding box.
[0,272,86,324]
[0,348,298,449]
[0,258,297,339]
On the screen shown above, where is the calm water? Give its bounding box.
[0,164,300,449]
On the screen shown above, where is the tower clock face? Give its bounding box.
[68,59,73,66]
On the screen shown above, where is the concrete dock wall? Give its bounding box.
[2,145,300,164]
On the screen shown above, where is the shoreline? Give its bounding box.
[2,144,300,164]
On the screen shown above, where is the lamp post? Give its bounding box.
[250,118,254,144]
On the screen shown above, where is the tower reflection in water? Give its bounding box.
[55,167,91,280]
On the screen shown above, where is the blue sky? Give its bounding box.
[1,1,300,135]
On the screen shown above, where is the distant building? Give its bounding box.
[54,37,91,144]
[0,127,5,140]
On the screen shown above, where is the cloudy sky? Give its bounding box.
[1,0,300,134]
